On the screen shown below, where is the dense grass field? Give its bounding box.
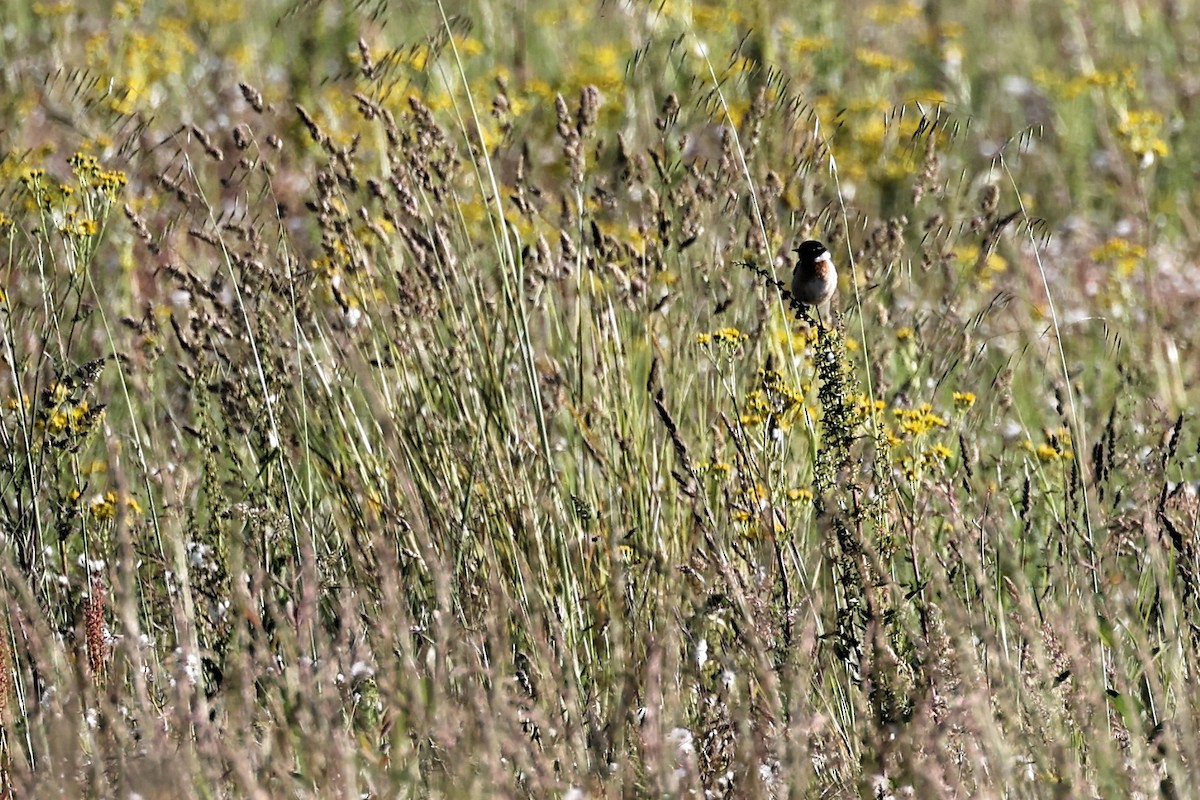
[1,0,1199,796]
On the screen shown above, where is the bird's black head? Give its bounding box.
[794,240,828,262]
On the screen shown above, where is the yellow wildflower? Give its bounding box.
[953,391,976,410]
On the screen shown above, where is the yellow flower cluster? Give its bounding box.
[69,153,128,202]
[894,403,949,437]
[787,487,814,503]
[1025,427,1074,462]
[761,368,806,409]
[855,48,912,73]
[899,444,955,482]
[871,398,963,482]
[17,155,125,238]
[853,394,887,424]
[953,243,1009,290]
[1032,65,1167,166]
[1116,109,1170,165]
[739,390,772,426]
[58,217,100,238]
[740,369,808,427]
[953,392,976,410]
[84,15,197,114]
[731,484,785,535]
[792,35,832,55]
[36,380,105,444]
[696,326,748,348]
[72,490,144,521]
[1090,237,1146,278]
[1036,66,1137,100]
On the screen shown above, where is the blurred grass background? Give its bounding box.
[0,0,1198,797]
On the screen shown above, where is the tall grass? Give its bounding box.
[0,0,1198,797]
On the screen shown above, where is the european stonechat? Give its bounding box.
[791,240,837,314]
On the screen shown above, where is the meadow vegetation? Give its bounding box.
[0,0,1198,796]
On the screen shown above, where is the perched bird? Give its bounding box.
[791,239,838,316]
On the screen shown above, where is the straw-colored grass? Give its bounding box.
[0,0,1197,796]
